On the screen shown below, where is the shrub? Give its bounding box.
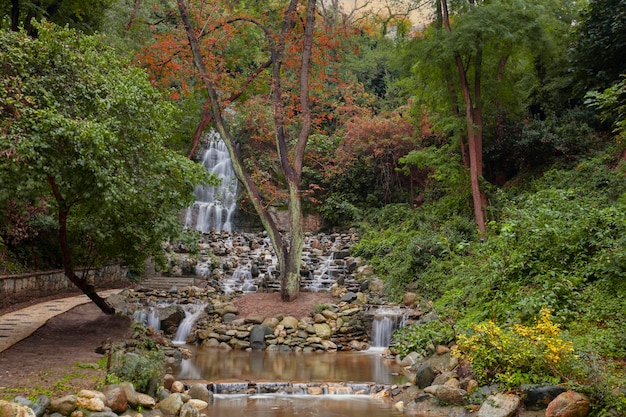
[453,308,576,390]
[392,319,455,358]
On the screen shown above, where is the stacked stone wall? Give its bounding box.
[0,264,129,308]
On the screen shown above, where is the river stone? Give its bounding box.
[321,340,337,351]
[424,385,468,405]
[262,317,280,328]
[136,393,156,409]
[170,381,185,393]
[162,375,175,391]
[244,314,264,324]
[77,390,105,402]
[546,391,591,417]
[0,400,37,417]
[321,309,338,320]
[477,394,521,417]
[157,394,183,416]
[280,316,299,329]
[75,397,105,412]
[340,292,357,302]
[313,323,332,339]
[415,362,436,389]
[222,313,237,323]
[187,384,211,403]
[203,338,220,347]
[120,382,140,408]
[49,395,77,415]
[250,325,272,350]
[523,385,567,410]
[86,412,119,417]
[409,396,470,417]
[13,396,49,417]
[178,403,198,417]
[313,313,326,323]
[102,386,128,413]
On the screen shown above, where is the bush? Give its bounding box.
[453,308,576,390]
[392,319,455,358]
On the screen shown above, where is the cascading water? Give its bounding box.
[185,135,238,233]
[369,307,407,348]
[172,304,207,345]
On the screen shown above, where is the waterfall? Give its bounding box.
[185,135,238,233]
[172,304,207,345]
[147,308,160,331]
[369,307,407,348]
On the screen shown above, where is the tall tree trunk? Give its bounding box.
[47,176,115,314]
[177,0,316,301]
[441,0,486,235]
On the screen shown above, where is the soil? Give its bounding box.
[0,291,335,399]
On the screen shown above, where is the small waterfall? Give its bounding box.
[185,135,238,233]
[369,307,407,348]
[147,308,161,331]
[172,304,207,345]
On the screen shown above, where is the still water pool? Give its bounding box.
[172,347,408,417]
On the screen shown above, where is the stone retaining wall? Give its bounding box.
[0,264,129,308]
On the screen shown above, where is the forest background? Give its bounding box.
[1,0,625,414]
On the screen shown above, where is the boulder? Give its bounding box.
[523,385,567,410]
[157,393,183,416]
[477,394,521,417]
[187,384,211,403]
[48,395,77,416]
[414,362,436,389]
[313,323,332,339]
[424,385,468,406]
[0,400,37,417]
[102,386,128,413]
[546,391,591,417]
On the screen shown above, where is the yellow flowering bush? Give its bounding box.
[454,308,575,389]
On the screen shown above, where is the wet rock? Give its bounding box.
[523,385,567,410]
[178,403,198,417]
[186,399,208,410]
[187,384,211,403]
[477,393,521,417]
[546,391,591,417]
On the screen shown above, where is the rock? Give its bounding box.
[321,310,338,320]
[368,277,384,293]
[341,292,357,302]
[307,387,323,395]
[424,385,468,405]
[415,362,436,389]
[477,394,521,417]
[433,371,458,386]
[546,391,591,417]
[121,382,141,408]
[250,325,272,350]
[178,403,198,417]
[523,385,568,410]
[399,351,422,367]
[427,351,458,373]
[187,384,211,403]
[313,313,327,323]
[436,345,450,355]
[394,401,405,412]
[49,395,77,416]
[403,292,419,306]
[12,396,49,417]
[313,323,332,339]
[157,393,183,416]
[321,340,337,351]
[280,316,299,329]
[102,386,128,413]
[75,397,105,412]
[186,399,208,410]
[162,375,176,391]
[244,315,264,324]
[170,381,185,393]
[136,393,156,409]
[0,400,37,417]
[86,412,118,417]
[408,395,470,417]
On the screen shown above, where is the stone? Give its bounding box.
[408,396,470,417]
[157,394,183,416]
[368,277,384,293]
[321,310,338,320]
[120,382,141,408]
[313,323,332,339]
[86,412,118,417]
[185,399,208,410]
[433,371,458,386]
[0,400,37,417]
[244,315,264,324]
[49,395,78,416]
[136,393,156,409]
[403,292,419,306]
[523,385,568,410]
[340,292,357,302]
[393,401,405,413]
[427,352,459,373]
[307,387,323,395]
[415,362,436,389]
[178,403,198,417]
[477,394,521,417]
[162,375,175,391]
[102,386,128,413]
[187,384,211,403]
[313,313,327,323]
[436,344,450,355]
[75,397,105,412]
[424,385,468,406]
[399,351,421,367]
[280,316,299,329]
[170,381,185,393]
[546,391,591,417]
[321,340,337,351]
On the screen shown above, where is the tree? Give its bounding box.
[171,0,319,301]
[0,23,209,313]
[1,0,114,34]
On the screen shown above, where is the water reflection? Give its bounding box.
[207,395,404,417]
[174,347,407,385]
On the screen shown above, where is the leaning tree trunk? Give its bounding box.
[48,177,115,314]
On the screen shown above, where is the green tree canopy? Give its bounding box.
[0,22,209,312]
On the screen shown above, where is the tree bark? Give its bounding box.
[47,175,115,315]
[441,0,486,235]
[177,0,317,301]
